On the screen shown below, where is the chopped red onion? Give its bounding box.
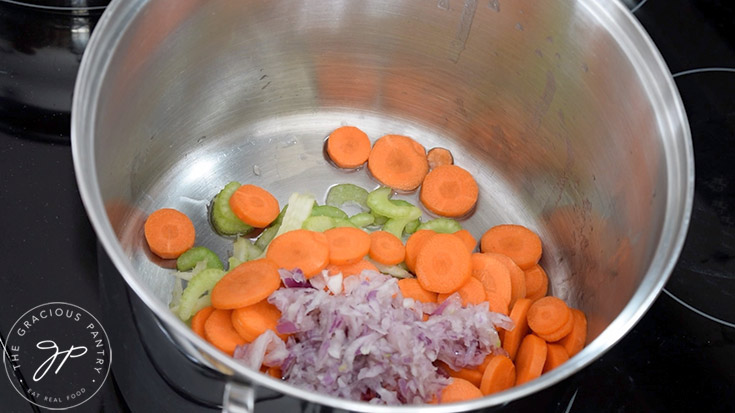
[260,270,512,404]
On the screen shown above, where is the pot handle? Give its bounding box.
[222,381,255,413]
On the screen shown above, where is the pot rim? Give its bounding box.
[71,0,694,411]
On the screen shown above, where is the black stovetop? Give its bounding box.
[1,1,734,412]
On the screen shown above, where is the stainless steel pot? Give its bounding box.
[71,0,693,411]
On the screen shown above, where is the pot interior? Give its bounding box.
[75,0,691,407]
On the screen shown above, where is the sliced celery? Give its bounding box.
[349,212,375,228]
[369,259,412,279]
[311,205,349,220]
[383,218,412,239]
[326,183,369,210]
[332,218,357,228]
[177,247,223,271]
[302,215,336,232]
[178,268,225,320]
[404,218,421,235]
[417,218,462,233]
[275,193,316,237]
[366,187,422,220]
[255,224,280,250]
[211,181,253,236]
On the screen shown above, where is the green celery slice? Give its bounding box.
[302,215,336,232]
[366,187,421,220]
[178,268,225,321]
[311,205,349,220]
[211,182,253,236]
[326,184,369,210]
[349,212,375,228]
[416,218,462,233]
[177,247,223,271]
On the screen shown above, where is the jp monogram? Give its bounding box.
[2,302,111,410]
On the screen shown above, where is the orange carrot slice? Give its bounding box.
[437,361,483,388]
[535,306,575,342]
[427,147,454,170]
[266,229,330,278]
[437,277,486,306]
[524,264,549,302]
[453,229,477,254]
[556,308,588,357]
[471,253,512,307]
[228,184,280,228]
[416,233,472,294]
[480,355,516,395]
[397,278,438,304]
[491,253,526,308]
[485,292,510,316]
[326,259,379,277]
[480,224,542,270]
[405,229,435,272]
[231,299,283,342]
[210,259,281,309]
[191,306,215,338]
[326,126,371,169]
[440,378,483,403]
[542,343,569,373]
[368,230,406,266]
[203,309,247,355]
[419,165,479,218]
[501,298,532,361]
[324,227,371,265]
[527,296,572,337]
[143,208,196,259]
[367,134,429,191]
[514,334,547,385]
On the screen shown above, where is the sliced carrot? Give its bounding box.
[527,296,572,337]
[427,147,454,170]
[542,343,569,373]
[326,259,379,276]
[416,233,472,294]
[231,300,283,342]
[368,230,406,266]
[514,334,547,385]
[471,253,512,307]
[191,306,215,338]
[266,229,330,278]
[228,184,280,228]
[143,208,196,259]
[367,134,429,191]
[492,253,526,308]
[203,309,247,355]
[419,165,478,218]
[397,278,438,304]
[267,367,282,379]
[440,378,483,403]
[324,227,371,265]
[480,224,542,270]
[556,308,588,357]
[326,126,371,169]
[500,298,532,361]
[535,305,575,342]
[524,264,549,302]
[453,229,477,253]
[437,277,486,306]
[477,354,493,373]
[479,355,516,395]
[210,259,281,309]
[485,292,509,316]
[404,229,435,272]
[437,361,483,388]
